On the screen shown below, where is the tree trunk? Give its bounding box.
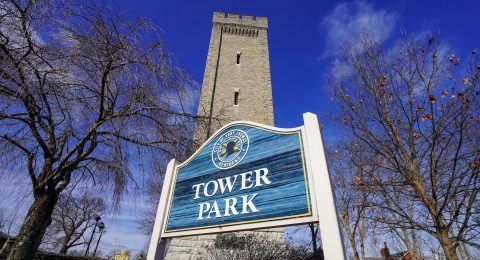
[59,245,68,255]
[350,241,360,260]
[458,242,471,260]
[309,224,319,259]
[400,227,419,260]
[343,224,360,260]
[359,216,366,260]
[410,229,421,260]
[360,242,365,260]
[7,192,58,260]
[437,230,459,260]
[59,233,72,255]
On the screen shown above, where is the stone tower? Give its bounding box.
[162,12,282,260]
[194,12,274,142]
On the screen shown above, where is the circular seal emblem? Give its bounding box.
[212,129,249,169]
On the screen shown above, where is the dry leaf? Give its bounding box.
[442,90,448,98]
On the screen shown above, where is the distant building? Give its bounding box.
[114,250,129,260]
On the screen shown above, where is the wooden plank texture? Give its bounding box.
[164,123,312,233]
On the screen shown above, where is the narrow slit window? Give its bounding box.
[236,53,241,64]
[234,91,239,105]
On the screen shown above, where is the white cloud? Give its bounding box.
[321,0,398,57]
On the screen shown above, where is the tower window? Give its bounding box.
[234,91,239,105]
[236,51,241,64]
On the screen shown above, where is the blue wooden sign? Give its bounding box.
[163,123,312,233]
[148,114,347,260]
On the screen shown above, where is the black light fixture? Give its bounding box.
[93,221,106,257]
[97,221,105,229]
[84,214,101,256]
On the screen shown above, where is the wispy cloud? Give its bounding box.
[321,0,399,58]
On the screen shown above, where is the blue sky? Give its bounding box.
[2,0,480,257]
[116,0,480,130]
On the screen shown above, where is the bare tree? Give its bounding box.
[307,223,323,260]
[329,145,372,260]
[330,33,480,260]
[0,0,204,258]
[330,142,424,260]
[137,169,164,235]
[203,233,313,260]
[0,208,5,233]
[41,192,105,254]
[137,146,194,235]
[134,250,147,260]
[0,206,19,237]
[287,224,324,260]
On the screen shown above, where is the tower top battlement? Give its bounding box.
[213,11,268,29]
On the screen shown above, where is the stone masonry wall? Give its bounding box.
[194,12,274,142]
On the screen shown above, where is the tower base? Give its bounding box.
[163,228,285,260]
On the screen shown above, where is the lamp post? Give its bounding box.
[93,221,105,257]
[85,214,101,256]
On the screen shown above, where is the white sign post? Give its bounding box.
[303,112,346,260]
[147,112,346,260]
[146,159,176,260]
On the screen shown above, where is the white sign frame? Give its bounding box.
[147,112,346,260]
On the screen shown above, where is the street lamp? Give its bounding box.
[93,221,105,257]
[85,213,101,256]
